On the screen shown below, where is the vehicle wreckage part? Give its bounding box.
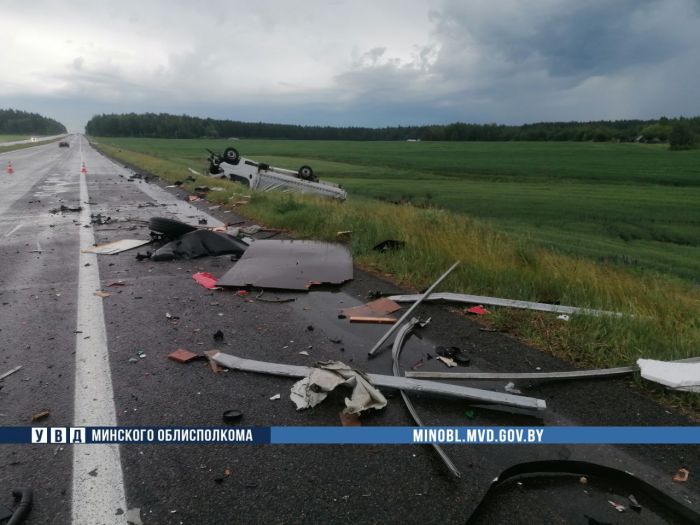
[466,461,700,524]
[368,261,461,357]
[392,318,461,479]
[7,489,32,525]
[388,292,623,318]
[217,239,353,291]
[637,358,700,391]
[81,239,151,255]
[223,147,240,165]
[298,165,315,180]
[405,366,638,381]
[151,230,248,261]
[148,217,198,238]
[211,352,547,411]
[0,365,23,381]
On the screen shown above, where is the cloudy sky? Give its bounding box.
[2,0,699,132]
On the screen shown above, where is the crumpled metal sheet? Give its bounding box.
[290,361,387,414]
[637,358,700,391]
[217,239,353,291]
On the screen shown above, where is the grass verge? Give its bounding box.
[92,140,700,414]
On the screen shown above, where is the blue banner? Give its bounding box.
[0,426,698,445]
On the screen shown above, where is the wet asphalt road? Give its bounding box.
[0,136,698,524]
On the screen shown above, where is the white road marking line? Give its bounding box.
[72,144,127,524]
[4,223,22,237]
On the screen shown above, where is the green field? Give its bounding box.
[97,138,700,280]
[0,134,30,142]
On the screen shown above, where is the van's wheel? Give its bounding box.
[298,165,314,180]
[223,147,240,165]
[148,217,198,238]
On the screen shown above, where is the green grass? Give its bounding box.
[91,138,700,412]
[0,134,31,142]
[93,138,700,281]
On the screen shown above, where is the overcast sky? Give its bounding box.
[2,0,699,132]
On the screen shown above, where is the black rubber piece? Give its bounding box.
[8,489,32,525]
[467,460,700,524]
[223,147,240,165]
[222,410,243,423]
[148,217,198,238]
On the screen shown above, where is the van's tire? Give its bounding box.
[223,147,240,165]
[298,165,314,180]
[149,217,198,238]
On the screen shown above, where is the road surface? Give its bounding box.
[0,136,698,524]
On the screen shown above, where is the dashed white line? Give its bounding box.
[72,143,127,524]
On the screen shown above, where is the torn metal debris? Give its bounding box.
[211,352,546,411]
[391,318,461,478]
[152,230,248,261]
[368,261,460,357]
[217,240,353,291]
[388,292,624,318]
[81,239,151,255]
[340,297,401,319]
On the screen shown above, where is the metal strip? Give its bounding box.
[211,351,547,411]
[388,292,622,317]
[405,366,637,381]
[368,261,461,357]
[392,319,461,478]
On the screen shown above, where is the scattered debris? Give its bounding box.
[135,251,151,261]
[82,239,151,255]
[269,394,281,401]
[638,359,700,392]
[107,281,127,287]
[373,239,405,252]
[125,507,143,525]
[391,318,461,478]
[152,230,248,261]
[339,411,362,426]
[579,476,588,484]
[608,500,625,512]
[435,346,470,366]
[628,494,642,512]
[31,411,50,422]
[0,365,22,381]
[165,312,179,320]
[213,330,225,342]
[349,316,396,324]
[93,291,111,298]
[388,292,623,318]
[368,261,461,357]
[466,305,490,315]
[437,356,457,368]
[673,468,690,483]
[49,205,82,214]
[557,314,570,321]
[204,350,224,374]
[504,382,522,395]
[212,352,546,411]
[299,351,310,356]
[0,489,32,524]
[290,361,387,414]
[168,349,200,363]
[90,213,112,225]
[192,272,219,289]
[217,240,353,291]
[222,410,243,424]
[340,298,401,319]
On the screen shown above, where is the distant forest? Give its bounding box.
[85,112,700,144]
[0,109,66,135]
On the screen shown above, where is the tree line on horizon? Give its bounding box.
[0,109,67,135]
[85,112,699,148]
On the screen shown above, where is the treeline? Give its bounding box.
[0,109,67,135]
[85,112,700,143]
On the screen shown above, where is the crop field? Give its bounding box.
[98,137,700,281]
